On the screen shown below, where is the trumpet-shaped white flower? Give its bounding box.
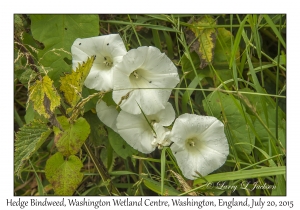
[112,46,179,115]
[96,100,119,133]
[71,34,127,91]
[170,114,229,180]
[116,102,175,153]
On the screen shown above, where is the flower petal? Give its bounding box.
[84,68,113,91]
[116,110,155,153]
[170,114,229,179]
[147,102,175,126]
[116,103,175,153]
[71,34,127,91]
[113,46,179,115]
[96,100,119,133]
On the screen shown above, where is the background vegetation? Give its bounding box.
[14,14,286,196]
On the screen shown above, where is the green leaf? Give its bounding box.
[14,14,24,32]
[14,120,52,176]
[60,56,95,108]
[17,68,37,87]
[230,15,248,68]
[271,175,286,196]
[107,127,138,159]
[99,141,116,171]
[152,29,162,51]
[203,92,255,154]
[109,171,137,176]
[30,15,99,83]
[29,159,45,195]
[45,152,83,195]
[240,88,286,152]
[28,75,61,118]
[163,31,174,59]
[181,73,206,113]
[263,15,286,48]
[194,166,286,185]
[143,178,180,195]
[185,15,217,69]
[82,87,99,113]
[24,102,45,124]
[181,51,201,72]
[254,105,286,151]
[101,91,117,107]
[54,116,90,156]
[214,28,240,64]
[84,111,107,147]
[273,54,286,66]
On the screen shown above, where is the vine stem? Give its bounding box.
[42,89,119,195]
[69,91,105,123]
[83,143,120,195]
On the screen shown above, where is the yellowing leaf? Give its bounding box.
[185,16,217,69]
[28,75,61,118]
[54,116,90,156]
[60,56,95,108]
[45,152,83,195]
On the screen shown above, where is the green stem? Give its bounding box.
[275,15,282,141]
[83,143,120,195]
[248,42,286,71]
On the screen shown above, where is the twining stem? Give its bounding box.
[83,143,120,195]
[43,89,119,195]
[69,92,120,195]
[14,36,42,80]
[69,92,105,123]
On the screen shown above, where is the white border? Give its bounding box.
[3,1,298,209]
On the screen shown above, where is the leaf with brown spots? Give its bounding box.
[45,152,83,195]
[53,116,90,157]
[185,16,217,69]
[60,56,95,109]
[28,75,61,118]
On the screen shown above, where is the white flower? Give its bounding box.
[112,46,179,115]
[116,102,175,153]
[170,114,229,180]
[71,34,127,91]
[151,123,171,149]
[96,100,119,133]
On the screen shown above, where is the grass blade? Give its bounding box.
[194,166,285,185]
[263,15,286,48]
[161,147,166,195]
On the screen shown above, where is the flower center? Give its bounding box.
[129,69,150,88]
[187,138,196,147]
[130,70,141,80]
[103,56,113,68]
[133,70,139,79]
[185,137,201,153]
[151,120,157,125]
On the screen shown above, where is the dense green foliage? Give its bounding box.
[14,14,286,196]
